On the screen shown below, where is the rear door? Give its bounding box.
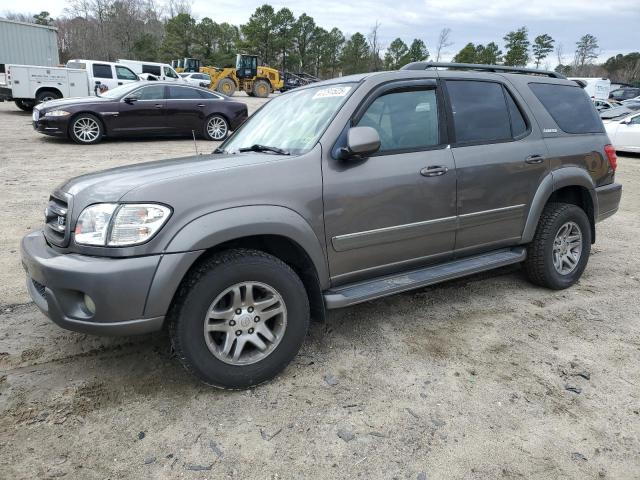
[166,85,208,133]
[445,78,549,255]
[111,84,167,135]
[323,79,458,284]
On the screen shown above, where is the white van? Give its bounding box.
[569,77,611,100]
[66,59,140,91]
[117,59,184,82]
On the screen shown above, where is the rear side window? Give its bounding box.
[505,91,527,137]
[168,86,201,99]
[447,81,512,144]
[92,64,113,79]
[356,88,440,152]
[529,83,603,134]
[132,85,165,100]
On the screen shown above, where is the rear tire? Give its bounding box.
[203,114,229,141]
[523,202,591,290]
[69,113,103,145]
[35,90,60,104]
[216,78,236,96]
[252,79,271,98]
[169,249,310,389]
[15,99,35,111]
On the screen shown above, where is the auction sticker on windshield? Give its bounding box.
[312,86,352,99]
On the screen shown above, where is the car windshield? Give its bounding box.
[600,106,635,120]
[99,83,144,99]
[220,83,357,155]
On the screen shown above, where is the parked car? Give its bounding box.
[117,59,183,82]
[66,59,140,91]
[593,98,621,111]
[604,112,640,152]
[610,87,640,101]
[600,105,640,120]
[21,64,622,389]
[31,82,247,144]
[180,72,212,88]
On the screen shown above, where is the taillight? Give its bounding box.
[604,144,617,171]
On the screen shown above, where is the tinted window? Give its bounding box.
[115,66,138,81]
[142,64,161,76]
[92,64,113,79]
[447,80,511,144]
[197,89,221,99]
[168,86,201,99]
[530,83,603,134]
[356,89,439,152]
[132,85,164,100]
[505,90,527,137]
[630,115,640,125]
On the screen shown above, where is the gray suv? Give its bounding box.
[21,62,622,389]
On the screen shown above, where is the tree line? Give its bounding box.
[3,2,639,84]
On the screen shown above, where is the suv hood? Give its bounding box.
[59,152,280,207]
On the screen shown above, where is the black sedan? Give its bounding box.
[32,82,248,144]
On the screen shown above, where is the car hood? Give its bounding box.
[36,95,113,111]
[58,152,281,207]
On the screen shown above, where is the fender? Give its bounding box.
[521,167,597,243]
[165,205,330,287]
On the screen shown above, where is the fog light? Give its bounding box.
[84,294,96,315]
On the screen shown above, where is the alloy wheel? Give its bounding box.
[207,116,228,140]
[204,282,287,365]
[552,221,583,275]
[73,117,100,143]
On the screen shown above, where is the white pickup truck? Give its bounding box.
[0,61,140,111]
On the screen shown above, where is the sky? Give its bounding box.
[4,0,640,66]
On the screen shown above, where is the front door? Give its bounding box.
[444,79,549,254]
[323,80,457,285]
[111,84,167,135]
[615,113,640,150]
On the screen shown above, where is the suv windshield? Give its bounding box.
[220,83,356,155]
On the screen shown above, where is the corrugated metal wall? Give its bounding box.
[0,19,59,67]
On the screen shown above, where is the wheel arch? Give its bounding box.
[35,86,63,100]
[145,206,329,322]
[522,168,597,244]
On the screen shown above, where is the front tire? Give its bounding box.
[15,99,35,111]
[203,114,229,141]
[252,79,271,98]
[169,249,310,389]
[69,114,103,144]
[523,202,591,290]
[35,90,60,104]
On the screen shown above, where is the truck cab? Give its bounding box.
[66,60,140,91]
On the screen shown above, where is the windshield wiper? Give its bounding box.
[238,144,290,155]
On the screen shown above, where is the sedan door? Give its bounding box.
[322,80,457,284]
[109,84,168,136]
[614,114,640,150]
[166,85,210,134]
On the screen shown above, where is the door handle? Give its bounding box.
[525,154,544,164]
[118,82,123,85]
[196,103,205,107]
[420,166,448,177]
[154,104,163,109]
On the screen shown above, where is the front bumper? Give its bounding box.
[596,182,622,222]
[21,230,165,335]
[32,115,69,137]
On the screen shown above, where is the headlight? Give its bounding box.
[44,110,71,117]
[74,203,171,246]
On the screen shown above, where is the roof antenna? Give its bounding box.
[192,130,199,155]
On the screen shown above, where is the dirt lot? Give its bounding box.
[1,96,639,480]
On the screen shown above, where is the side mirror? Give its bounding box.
[123,96,138,104]
[338,126,381,160]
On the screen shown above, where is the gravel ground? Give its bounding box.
[0,97,639,479]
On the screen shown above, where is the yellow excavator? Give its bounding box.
[172,54,283,98]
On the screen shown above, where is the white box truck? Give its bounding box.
[569,77,611,100]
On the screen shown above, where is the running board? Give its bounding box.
[323,247,526,309]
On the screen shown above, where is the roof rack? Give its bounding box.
[401,61,566,79]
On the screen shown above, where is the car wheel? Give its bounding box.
[15,100,35,111]
[523,202,591,290]
[216,78,236,96]
[252,79,271,98]
[169,249,310,389]
[203,114,229,141]
[69,114,104,145]
[35,90,61,104]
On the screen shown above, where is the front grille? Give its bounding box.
[32,279,46,298]
[44,191,72,247]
